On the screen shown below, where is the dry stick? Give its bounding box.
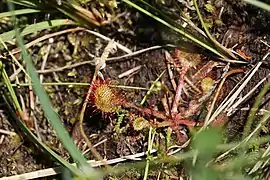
[260,40,270,48]
[0,149,157,180]
[11,55,27,123]
[10,27,85,55]
[9,27,131,55]
[0,38,30,81]
[8,28,85,81]
[118,65,142,78]
[79,40,116,165]
[0,135,4,144]
[0,129,16,136]
[215,101,270,163]
[84,30,132,54]
[224,53,269,110]
[8,45,174,79]
[82,138,107,155]
[25,76,39,137]
[39,39,52,88]
[8,45,33,129]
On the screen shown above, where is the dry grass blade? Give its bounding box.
[228,69,270,116]
[215,91,270,162]
[205,52,269,126]
[84,30,132,53]
[10,27,85,55]
[193,0,237,60]
[0,149,157,180]
[249,144,270,174]
[203,69,244,128]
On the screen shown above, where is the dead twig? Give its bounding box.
[118,65,142,78]
[0,149,157,180]
[79,40,116,166]
[7,45,176,80]
[10,27,85,55]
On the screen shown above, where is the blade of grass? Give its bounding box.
[123,0,227,59]
[243,81,270,139]
[6,2,95,174]
[0,19,76,42]
[243,0,270,11]
[8,0,39,8]
[55,2,101,27]
[215,82,270,162]
[0,61,22,111]
[0,9,41,18]
[138,0,207,39]
[193,0,236,59]
[143,127,155,180]
[15,28,89,167]
[2,95,83,176]
[0,61,82,176]
[140,70,165,105]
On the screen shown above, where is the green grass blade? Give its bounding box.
[0,9,41,18]
[2,95,83,176]
[0,61,82,176]
[0,19,76,42]
[243,81,270,139]
[6,1,93,171]
[17,37,89,167]
[243,0,270,11]
[122,0,226,59]
[193,0,236,59]
[8,0,39,8]
[0,61,22,111]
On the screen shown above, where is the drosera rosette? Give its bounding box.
[87,78,126,114]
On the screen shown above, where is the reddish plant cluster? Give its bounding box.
[86,49,232,143]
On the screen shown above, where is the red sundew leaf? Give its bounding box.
[88,79,125,113]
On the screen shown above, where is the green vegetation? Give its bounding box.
[0,0,270,179]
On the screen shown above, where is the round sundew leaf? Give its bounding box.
[133,117,150,131]
[201,77,215,94]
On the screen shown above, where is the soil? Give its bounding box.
[0,0,270,179]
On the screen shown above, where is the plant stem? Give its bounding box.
[143,126,155,180]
